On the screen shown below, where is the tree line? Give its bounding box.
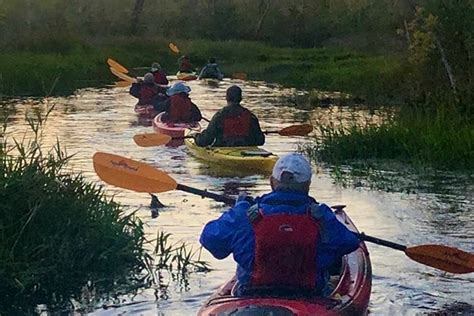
[0,0,420,48]
[0,0,472,103]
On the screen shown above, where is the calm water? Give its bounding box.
[3,79,473,315]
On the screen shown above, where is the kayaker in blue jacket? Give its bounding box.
[200,153,360,297]
[198,58,224,80]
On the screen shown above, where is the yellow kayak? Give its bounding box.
[176,71,197,81]
[185,138,278,173]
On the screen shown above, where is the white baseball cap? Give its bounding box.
[272,153,312,183]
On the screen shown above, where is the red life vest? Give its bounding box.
[139,84,158,105]
[153,71,168,85]
[222,109,252,141]
[249,208,320,290]
[180,60,193,72]
[168,94,194,123]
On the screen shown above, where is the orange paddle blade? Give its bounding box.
[93,152,177,193]
[133,133,172,147]
[405,245,474,274]
[110,67,136,83]
[107,58,129,74]
[169,43,180,54]
[114,81,131,87]
[278,124,313,136]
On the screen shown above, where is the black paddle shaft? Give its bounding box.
[356,233,407,251]
[177,184,236,205]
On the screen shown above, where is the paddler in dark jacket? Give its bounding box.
[194,85,265,147]
[200,153,360,297]
[154,82,202,124]
[129,73,166,105]
[198,58,224,80]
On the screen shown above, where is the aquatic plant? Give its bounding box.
[0,107,149,313]
[304,101,473,171]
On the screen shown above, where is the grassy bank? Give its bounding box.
[0,110,209,313]
[0,37,403,101]
[0,120,149,313]
[304,103,473,171]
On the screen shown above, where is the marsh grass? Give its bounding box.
[1,37,402,102]
[304,102,473,171]
[0,108,209,313]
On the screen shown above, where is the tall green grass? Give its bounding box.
[0,108,210,313]
[0,110,149,313]
[305,103,473,171]
[1,37,403,101]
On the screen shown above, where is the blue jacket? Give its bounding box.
[199,190,360,293]
[198,63,224,80]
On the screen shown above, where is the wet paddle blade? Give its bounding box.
[133,133,172,147]
[169,43,180,54]
[278,124,313,136]
[114,81,131,87]
[107,58,129,74]
[110,67,136,83]
[93,152,177,193]
[405,245,474,274]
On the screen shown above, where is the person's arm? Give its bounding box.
[153,98,170,112]
[199,200,251,259]
[313,204,360,269]
[198,66,208,79]
[248,114,265,146]
[216,66,224,79]
[190,102,202,122]
[129,83,140,98]
[194,112,222,147]
[161,71,169,85]
[152,97,169,112]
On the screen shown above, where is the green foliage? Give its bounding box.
[0,0,409,49]
[153,231,210,273]
[0,38,403,101]
[0,108,211,312]
[0,50,111,97]
[0,108,150,313]
[406,2,474,101]
[305,102,473,171]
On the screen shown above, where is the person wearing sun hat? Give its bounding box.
[150,62,168,85]
[200,153,360,297]
[155,82,202,124]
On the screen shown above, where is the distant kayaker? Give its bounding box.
[200,153,360,297]
[129,73,165,105]
[198,58,224,80]
[178,55,194,73]
[151,62,168,85]
[194,85,264,147]
[154,82,202,124]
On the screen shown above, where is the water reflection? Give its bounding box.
[3,80,473,315]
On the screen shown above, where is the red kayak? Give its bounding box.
[198,206,372,316]
[152,112,200,147]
